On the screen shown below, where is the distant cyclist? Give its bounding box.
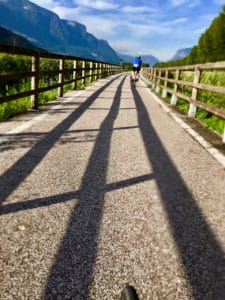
[132,54,142,82]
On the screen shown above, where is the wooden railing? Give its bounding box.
[142,62,225,143]
[0,44,122,109]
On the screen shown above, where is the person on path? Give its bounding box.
[132,54,142,81]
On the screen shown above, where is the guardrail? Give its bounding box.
[0,44,122,110]
[142,62,225,143]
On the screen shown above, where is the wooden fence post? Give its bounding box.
[162,70,168,98]
[82,60,85,86]
[149,68,153,83]
[90,61,93,82]
[188,66,201,117]
[152,68,156,89]
[171,70,180,105]
[155,69,161,93]
[95,62,98,81]
[31,52,39,109]
[223,127,225,143]
[72,59,77,90]
[108,64,110,76]
[58,57,64,97]
[99,63,102,79]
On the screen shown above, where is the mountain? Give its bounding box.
[0,0,120,63]
[170,47,192,61]
[0,26,41,50]
[118,53,159,66]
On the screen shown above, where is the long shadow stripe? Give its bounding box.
[132,84,225,299]
[43,76,127,299]
[0,172,153,215]
[0,75,121,206]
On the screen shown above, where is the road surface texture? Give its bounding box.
[1,74,225,300]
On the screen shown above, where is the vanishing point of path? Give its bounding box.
[1,74,225,299]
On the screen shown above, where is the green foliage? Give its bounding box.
[0,97,30,121]
[0,54,31,74]
[165,70,225,134]
[0,54,117,121]
[0,54,31,97]
[122,62,133,71]
[153,3,225,138]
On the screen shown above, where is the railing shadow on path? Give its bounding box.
[131,80,225,299]
[0,74,121,206]
[42,75,127,299]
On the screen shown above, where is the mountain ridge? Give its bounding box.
[118,53,159,66]
[0,0,119,63]
[0,26,44,51]
[0,0,193,65]
[170,47,192,61]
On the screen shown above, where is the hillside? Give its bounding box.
[170,48,192,61]
[118,53,159,66]
[0,26,41,50]
[0,0,120,63]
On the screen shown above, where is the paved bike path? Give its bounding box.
[1,74,225,299]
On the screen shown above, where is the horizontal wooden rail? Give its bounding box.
[142,61,225,143]
[0,44,122,110]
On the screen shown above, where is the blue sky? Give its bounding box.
[30,0,225,61]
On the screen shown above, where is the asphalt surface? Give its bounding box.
[0,73,225,300]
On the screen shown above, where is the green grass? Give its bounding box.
[153,69,225,136]
[0,76,98,121]
[0,97,31,121]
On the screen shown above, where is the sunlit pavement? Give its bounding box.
[1,74,225,300]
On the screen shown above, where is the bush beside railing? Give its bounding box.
[142,62,225,143]
[0,44,122,111]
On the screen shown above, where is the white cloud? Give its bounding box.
[169,0,189,7]
[112,38,178,62]
[214,0,225,4]
[112,40,141,54]
[79,15,119,37]
[169,0,201,8]
[74,0,118,10]
[30,0,61,10]
[187,0,201,8]
[121,5,156,14]
[169,17,188,25]
[52,6,81,19]
[26,0,223,62]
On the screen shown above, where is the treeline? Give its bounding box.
[156,5,225,67]
[122,62,149,71]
